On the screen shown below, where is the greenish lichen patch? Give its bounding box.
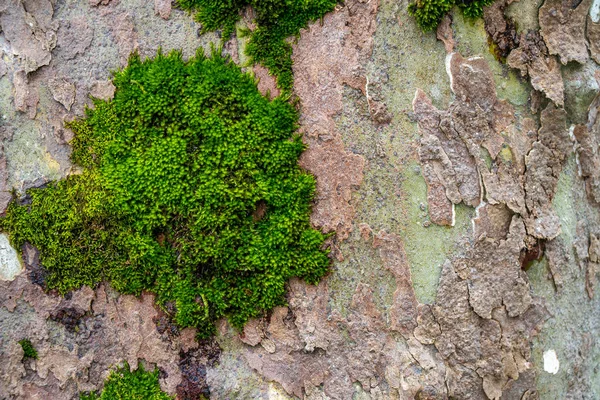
[505,0,544,33]
[0,49,329,338]
[562,60,600,125]
[80,362,173,400]
[330,229,396,318]
[4,126,64,189]
[398,162,473,304]
[552,155,579,243]
[528,155,600,399]
[178,0,338,92]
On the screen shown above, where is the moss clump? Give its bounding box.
[0,49,329,338]
[80,362,172,400]
[408,0,493,31]
[177,0,338,92]
[18,339,38,360]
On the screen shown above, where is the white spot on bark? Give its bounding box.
[472,201,487,233]
[0,234,22,281]
[451,203,456,227]
[445,53,455,92]
[543,349,560,374]
[591,0,600,23]
[411,89,420,107]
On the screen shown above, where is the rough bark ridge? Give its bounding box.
[294,0,374,243]
[0,269,204,398]
[411,50,551,399]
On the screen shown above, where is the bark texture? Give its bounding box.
[1,0,599,399]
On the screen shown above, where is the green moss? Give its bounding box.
[408,0,453,31]
[176,0,338,93]
[18,339,38,360]
[80,362,172,400]
[408,0,494,31]
[455,0,493,18]
[0,49,329,338]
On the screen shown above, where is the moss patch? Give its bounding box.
[177,0,338,93]
[18,339,38,360]
[80,362,172,400]
[0,49,329,338]
[408,0,494,32]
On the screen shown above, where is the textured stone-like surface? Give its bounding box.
[0,135,11,213]
[462,216,532,319]
[507,30,564,106]
[0,271,204,398]
[436,15,455,53]
[413,52,532,225]
[484,0,519,60]
[531,179,600,400]
[0,0,57,73]
[524,105,570,240]
[13,70,39,118]
[47,78,75,111]
[539,0,591,65]
[56,17,94,61]
[588,233,600,297]
[154,0,171,20]
[412,88,481,225]
[575,76,600,205]
[588,16,600,64]
[292,0,375,242]
[89,80,116,101]
[427,211,548,399]
[410,46,564,399]
[429,257,548,400]
[575,123,600,205]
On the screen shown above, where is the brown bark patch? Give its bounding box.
[539,0,591,65]
[292,0,378,241]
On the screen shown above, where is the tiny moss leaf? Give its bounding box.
[18,339,38,360]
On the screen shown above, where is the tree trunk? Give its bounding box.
[0,0,599,399]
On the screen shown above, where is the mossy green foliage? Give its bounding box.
[177,0,338,92]
[408,0,493,31]
[18,339,38,360]
[80,362,172,400]
[0,49,329,337]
